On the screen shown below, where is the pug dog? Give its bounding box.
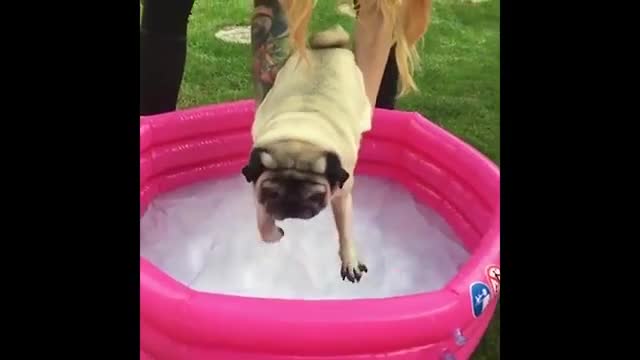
[242,26,373,283]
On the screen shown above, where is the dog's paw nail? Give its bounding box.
[340,262,367,283]
[340,267,354,282]
[278,227,284,236]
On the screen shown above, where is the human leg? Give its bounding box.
[250,0,290,104]
[139,0,196,115]
[375,44,399,109]
[352,0,397,109]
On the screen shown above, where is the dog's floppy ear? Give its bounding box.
[324,152,350,189]
[242,147,275,183]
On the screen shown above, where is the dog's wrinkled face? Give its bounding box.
[241,142,349,220]
[258,168,329,220]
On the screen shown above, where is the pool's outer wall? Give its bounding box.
[140,100,500,360]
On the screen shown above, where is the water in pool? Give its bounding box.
[140,175,470,299]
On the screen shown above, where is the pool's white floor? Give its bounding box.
[140,175,470,299]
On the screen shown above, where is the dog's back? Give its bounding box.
[252,26,372,179]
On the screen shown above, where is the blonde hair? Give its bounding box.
[282,0,433,97]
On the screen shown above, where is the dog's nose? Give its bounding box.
[283,192,301,202]
[281,205,316,220]
[278,202,303,217]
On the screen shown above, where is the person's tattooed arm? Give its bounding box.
[251,0,290,103]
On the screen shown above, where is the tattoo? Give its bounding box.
[251,0,290,103]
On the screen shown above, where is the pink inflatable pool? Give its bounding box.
[140,100,500,360]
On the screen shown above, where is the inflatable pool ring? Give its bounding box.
[140,100,500,360]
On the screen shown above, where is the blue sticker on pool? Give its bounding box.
[469,281,492,318]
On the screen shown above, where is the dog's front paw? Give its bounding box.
[340,253,368,283]
[261,226,284,243]
[341,262,368,283]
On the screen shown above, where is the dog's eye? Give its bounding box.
[308,193,326,203]
[262,189,279,200]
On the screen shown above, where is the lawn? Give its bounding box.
[168,0,499,358]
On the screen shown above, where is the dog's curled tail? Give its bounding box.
[309,25,351,50]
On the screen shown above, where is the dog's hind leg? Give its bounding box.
[256,203,284,243]
[331,193,368,282]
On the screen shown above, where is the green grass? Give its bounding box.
[179,0,500,164]
[173,0,499,358]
